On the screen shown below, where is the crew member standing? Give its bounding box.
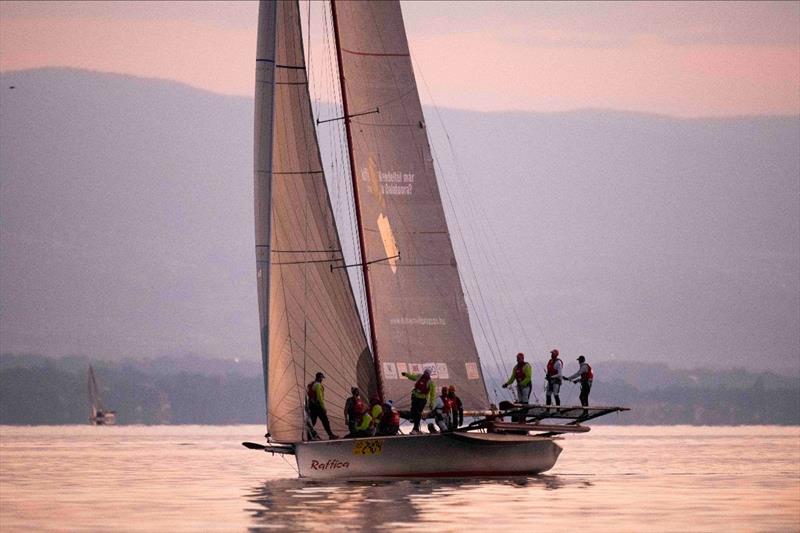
[447,385,463,428]
[545,349,563,407]
[432,386,452,432]
[502,352,532,404]
[307,372,338,440]
[565,355,593,412]
[401,368,435,434]
[502,353,532,422]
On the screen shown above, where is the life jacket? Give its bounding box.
[383,406,400,428]
[440,395,452,412]
[371,403,383,423]
[546,358,563,377]
[513,362,527,381]
[582,364,594,383]
[307,381,321,403]
[414,374,431,395]
[355,411,374,431]
[353,398,367,415]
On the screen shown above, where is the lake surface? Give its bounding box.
[1,426,798,531]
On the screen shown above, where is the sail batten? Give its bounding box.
[331,0,490,410]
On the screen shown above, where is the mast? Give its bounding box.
[330,0,385,402]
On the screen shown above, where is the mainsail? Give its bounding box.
[255,0,375,443]
[331,1,489,410]
[87,365,103,417]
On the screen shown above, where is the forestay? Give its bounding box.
[331,1,489,410]
[254,0,375,443]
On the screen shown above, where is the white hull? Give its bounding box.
[292,432,562,479]
[90,412,116,426]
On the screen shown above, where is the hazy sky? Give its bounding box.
[1,0,798,117]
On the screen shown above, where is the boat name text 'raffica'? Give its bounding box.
[309,459,350,471]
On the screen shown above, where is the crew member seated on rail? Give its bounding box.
[369,395,383,429]
[345,399,375,438]
[377,400,400,436]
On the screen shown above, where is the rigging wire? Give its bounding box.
[411,54,554,403]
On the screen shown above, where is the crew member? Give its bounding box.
[347,399,375,438]
[307,372,338,440]
[432,386,452,432]
[369,395,383,428]
[565,355,593,412]
[344,387,362,435]
[502,352,532,402]
[378,400,401,436]
[545,349,563,407]
[447,385,463,428]
[401,368,435,434]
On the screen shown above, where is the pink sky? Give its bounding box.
[1,0,798,117]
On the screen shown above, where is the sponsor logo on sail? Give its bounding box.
[377,214,399,274]
[361,162,414,197]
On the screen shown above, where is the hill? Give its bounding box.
[1,68,798,373]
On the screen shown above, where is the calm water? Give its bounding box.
[1,425,798,532]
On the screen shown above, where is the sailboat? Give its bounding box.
[87,365,116,425]
[245,0,626,479]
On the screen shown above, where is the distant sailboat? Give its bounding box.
[88,365,116,425]
[245,0,626,478]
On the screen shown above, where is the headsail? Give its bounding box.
[331,0,489,410]
[255,0,375,443]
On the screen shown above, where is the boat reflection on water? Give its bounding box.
[245,476,567,529]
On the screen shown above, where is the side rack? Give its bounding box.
[463,404,629,435]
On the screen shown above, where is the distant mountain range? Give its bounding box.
[1,354,797,425]
[1,68,798,375]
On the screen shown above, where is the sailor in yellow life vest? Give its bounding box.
[502,352,533,404]
[306,372,338,440]
[401,368,435,435]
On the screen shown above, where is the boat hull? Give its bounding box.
[292,432,562,479]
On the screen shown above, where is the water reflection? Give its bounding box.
[245,475,565,530]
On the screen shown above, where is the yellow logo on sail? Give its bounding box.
[377,213,399,274]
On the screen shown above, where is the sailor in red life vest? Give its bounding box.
[401,368,435,435]
[545,349,564,407]
[345,398,375,438]
[432,386,452,432]
[565,355,594,411]
[306,372,339,440]
[447,385,464,428]
[377,400,401,436]
[502,352,533,404]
